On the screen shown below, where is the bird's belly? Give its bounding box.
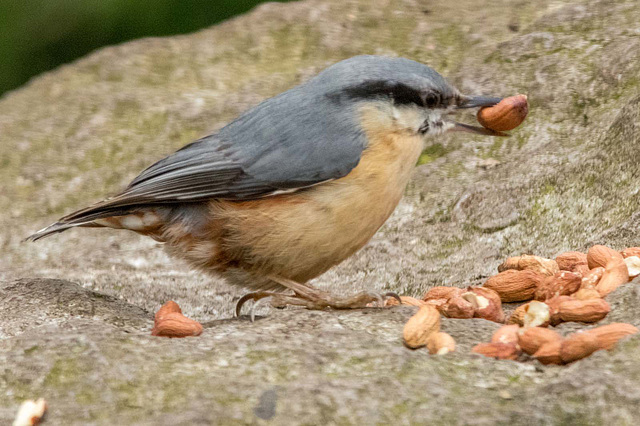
[212,130,424,282]
[214,186,401,282]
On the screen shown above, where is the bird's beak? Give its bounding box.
[447,95,508,137]
[456,95,503,109]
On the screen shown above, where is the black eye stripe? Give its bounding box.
[388,83,425,106]
[334,80,431,107]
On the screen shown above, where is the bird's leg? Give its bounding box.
[266,275,401,310]
[234,277,401,319]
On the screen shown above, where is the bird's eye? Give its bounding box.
[424,93,440,108]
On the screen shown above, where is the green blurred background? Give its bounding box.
[0,0,293,97]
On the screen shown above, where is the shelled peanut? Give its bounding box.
[426,332,456,355]
[398,244,639,366]
[477,95,528,132]
[422,286,505,323]
[471,322,638,365]
[402,305,441,349]
[534,323,638,365]
[151,300,203,338]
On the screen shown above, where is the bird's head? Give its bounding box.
[312,55,505,139]
[218,55,507,184]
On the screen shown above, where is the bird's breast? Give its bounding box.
[209,115,424,282]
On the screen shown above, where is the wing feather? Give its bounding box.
[44,72,367,227]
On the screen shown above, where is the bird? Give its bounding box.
[27,55,504,314]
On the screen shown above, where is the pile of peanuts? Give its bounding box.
[399,245,640,364]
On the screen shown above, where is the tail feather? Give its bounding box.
[25,221,94,242]
[25,204,142,242]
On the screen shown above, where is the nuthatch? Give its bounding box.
[28,55,504,313]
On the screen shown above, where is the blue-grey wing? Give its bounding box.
[93,85,366,208]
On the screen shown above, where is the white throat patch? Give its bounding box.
[391,104,455,136]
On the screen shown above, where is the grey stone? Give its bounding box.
[0,278,151,338]
[2,0,640,423]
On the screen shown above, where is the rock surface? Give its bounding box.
[2,278,640,425]
[2,0,640,423]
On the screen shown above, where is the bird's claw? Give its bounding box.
[383,291,402,307]
[365,291,402,307]
[235,291,277,320]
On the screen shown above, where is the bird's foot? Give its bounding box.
[268,290,402,310]
[234,277,401,320]
[235,290,401,320]
[271,275,402,309]
[268,275,401,310]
